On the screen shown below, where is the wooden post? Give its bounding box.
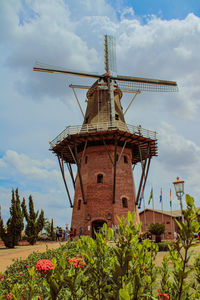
[74,143,87,204]
[57,155,73,208]
[67,163,76,189]
[68,143,87,204]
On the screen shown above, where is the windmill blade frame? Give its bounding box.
[116,80,178,93]
[104,35,117,74]
[33,62,101,79]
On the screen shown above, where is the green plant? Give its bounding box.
[22,195,44,245]
[159,194,200,300]
[1,195,200,299]
[158,242,171,252]
[148,223,165,243]
[0,188,24,248]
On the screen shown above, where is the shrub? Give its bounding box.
[148,223,165,243]
[22,195,44,245]
[158,242,171,252]
[1,194,200,299]
[0,189,24,248]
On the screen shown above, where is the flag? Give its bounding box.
[148,188,153,205]
[160,188,162,203]
[170,189,172,207]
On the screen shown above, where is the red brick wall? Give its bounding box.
[71,145,140,236]
[140,210,179,240]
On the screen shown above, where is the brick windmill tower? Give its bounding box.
[34,35,177,236]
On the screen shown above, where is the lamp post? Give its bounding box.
[173,176,184,223]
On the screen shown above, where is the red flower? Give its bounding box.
[68,256,86,269]
[38,297,41,300]
[26,265,29,268]
[157,290,170,300]
[35,260,54,274]
[0,273,4,282]
[6,293,13,300]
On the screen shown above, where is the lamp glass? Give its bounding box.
[173,181,184,197]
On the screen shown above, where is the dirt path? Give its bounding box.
[0,241,65,273]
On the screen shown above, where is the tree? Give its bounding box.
[15,188,24,244]
[0,188,24,248]
[22,195,44,245]
[44,218,56,241]
[148,223,165,243]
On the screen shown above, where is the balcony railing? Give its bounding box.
[49,121,157,149]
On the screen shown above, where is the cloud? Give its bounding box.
[0,159,7,168]
[1,0,200,225]
[2,150,60,181]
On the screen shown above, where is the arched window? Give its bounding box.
[122,197,128,208]
[85,156,88,164]
[97,174,103,184]
[78,199,81,210]
[124,155,128,164]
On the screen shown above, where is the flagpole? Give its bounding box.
[170,189,173,239]
[143,194,147,232]
[161,188,164,238]
[152,189,155,224]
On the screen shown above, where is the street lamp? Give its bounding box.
[173,176,184,223]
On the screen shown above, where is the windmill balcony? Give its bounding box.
[49,121,157,150]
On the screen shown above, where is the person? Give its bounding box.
[137,125,142,135]
[56,227,60,242]
[65,227,69,241]
[79,227,83,238]
[69,227,73,241]
[59,227,62,241]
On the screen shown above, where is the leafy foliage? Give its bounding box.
[22,195,45,245]
[1,194,200,299]
[0,189,24,248]
[44,218,56,241]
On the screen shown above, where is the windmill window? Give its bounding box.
[85,117,89,124]
[124,156,128,164]
[122,197,128,208]
[166,221,170,224]
[116,154,119,162]
[78,200,81,210]
[97,174,103,184]
[85,156,88,164]
[115,114,119,120]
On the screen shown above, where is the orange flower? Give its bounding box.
[157,290,170,300]
[68,256,86,269]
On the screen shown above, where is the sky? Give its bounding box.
[0,0,200,228]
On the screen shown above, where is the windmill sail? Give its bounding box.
[104,35,117,73]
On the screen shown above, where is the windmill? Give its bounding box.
[34,35,177,236]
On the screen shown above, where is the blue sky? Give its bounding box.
[110,0,200,20]
[1,0,200,228]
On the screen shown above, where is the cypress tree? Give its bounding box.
[0,189,24,248]
[50,218,56,241]
[14,188,24,244]
[22,195,44,245]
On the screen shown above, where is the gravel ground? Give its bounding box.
[0,241,65,273]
